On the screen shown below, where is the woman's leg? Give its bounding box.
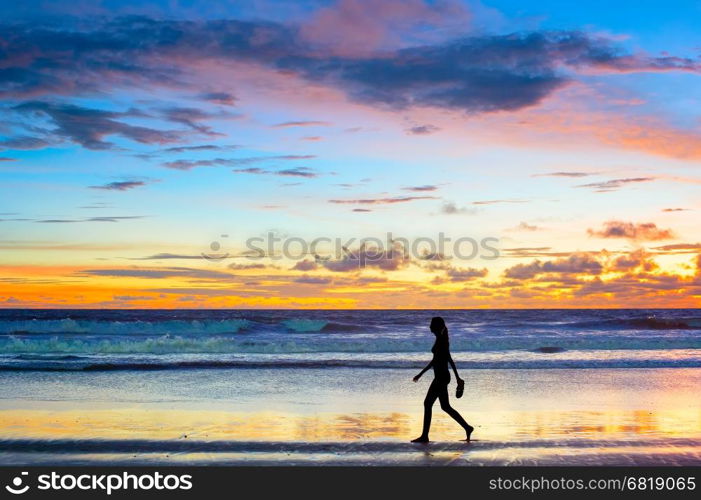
[412,380,440,442]
[437,384,473,439]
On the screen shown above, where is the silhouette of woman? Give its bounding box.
[411,316,473,443]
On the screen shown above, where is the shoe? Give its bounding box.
[456,379,465,398]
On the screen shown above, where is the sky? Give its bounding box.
[1,0,701,309]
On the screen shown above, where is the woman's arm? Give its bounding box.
[448,353,462,382]
[413,360,433,382]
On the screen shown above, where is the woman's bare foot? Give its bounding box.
[411,436,429,443]
[463,425,474,442]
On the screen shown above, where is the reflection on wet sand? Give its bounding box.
[1,367,701,464]
[1,407,699,443]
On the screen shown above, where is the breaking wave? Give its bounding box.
[1,334,701,355]
[0,319,251,335]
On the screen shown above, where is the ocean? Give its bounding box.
[1,308,701,371]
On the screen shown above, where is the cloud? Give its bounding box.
[288,34,567,112]
[418,252,449,262]
[299,0,472,57]
[651,243,701,254]
[198,91,237,106]
[134,143,239,160]
[322,244,408,272]
[272,121,331,128]
[228,262,267,270]
[508,221,543,231]
[245,154,316,163]
[294,275,333,284]
[406,124,440,135]
[234,166,318,178]
[440,202,477,215]
[149,287,239,297]
[160,106,232,136]
[234,167,266,174]
[87,216,145,222]
[131,253,204,260]
[291,259,318,271]
[662,208,690,212]
[0,157,17,161]
[162,159,222,170]
[504,253,603,279]
[162,154,316,171]
[113,295,156,301]
[575,177,655,192]
[571,274,698,298]
[0,136,52,150]
[472,199,528,205]
[161,144,238,154]
[0,217,33,222]
[402,185,438,192]
[502,247,571,258]
[275,167,317,178]
[89,180,148,191]
[445,267,488,281]
[13,101,181,150]
[77,266,233,280]
[286,31,701,113]
[533,171,595,178]
[1,17,697,117]
[329,195,437,205]
[587,220,675,241]
[610,249,658,272]
[78,202,111,209]
[35,216,145,223]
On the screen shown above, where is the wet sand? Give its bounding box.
[1,367,700,465]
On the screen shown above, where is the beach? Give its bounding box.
[1,366,701,465]
[2,308,701,465]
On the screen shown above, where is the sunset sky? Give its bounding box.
[1,0,701,308]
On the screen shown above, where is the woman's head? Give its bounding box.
[430,316,447,336]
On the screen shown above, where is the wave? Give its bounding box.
[2,312,701,337]
[12,354,87,360]
[530,346,566,353]
[0,319,251,335]
[3,437,698,454]
[2,334,701,355]
[281,319,364,333]
[0,318,367,335]
[565,316,701,330]
[282,319,327,332]
[2,357,701,372]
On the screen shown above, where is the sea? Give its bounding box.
[1,308,701,372]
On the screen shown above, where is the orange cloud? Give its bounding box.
[587,221,675,241]
[2,249,700,309]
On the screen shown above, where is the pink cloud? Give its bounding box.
[299,0,471,56]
